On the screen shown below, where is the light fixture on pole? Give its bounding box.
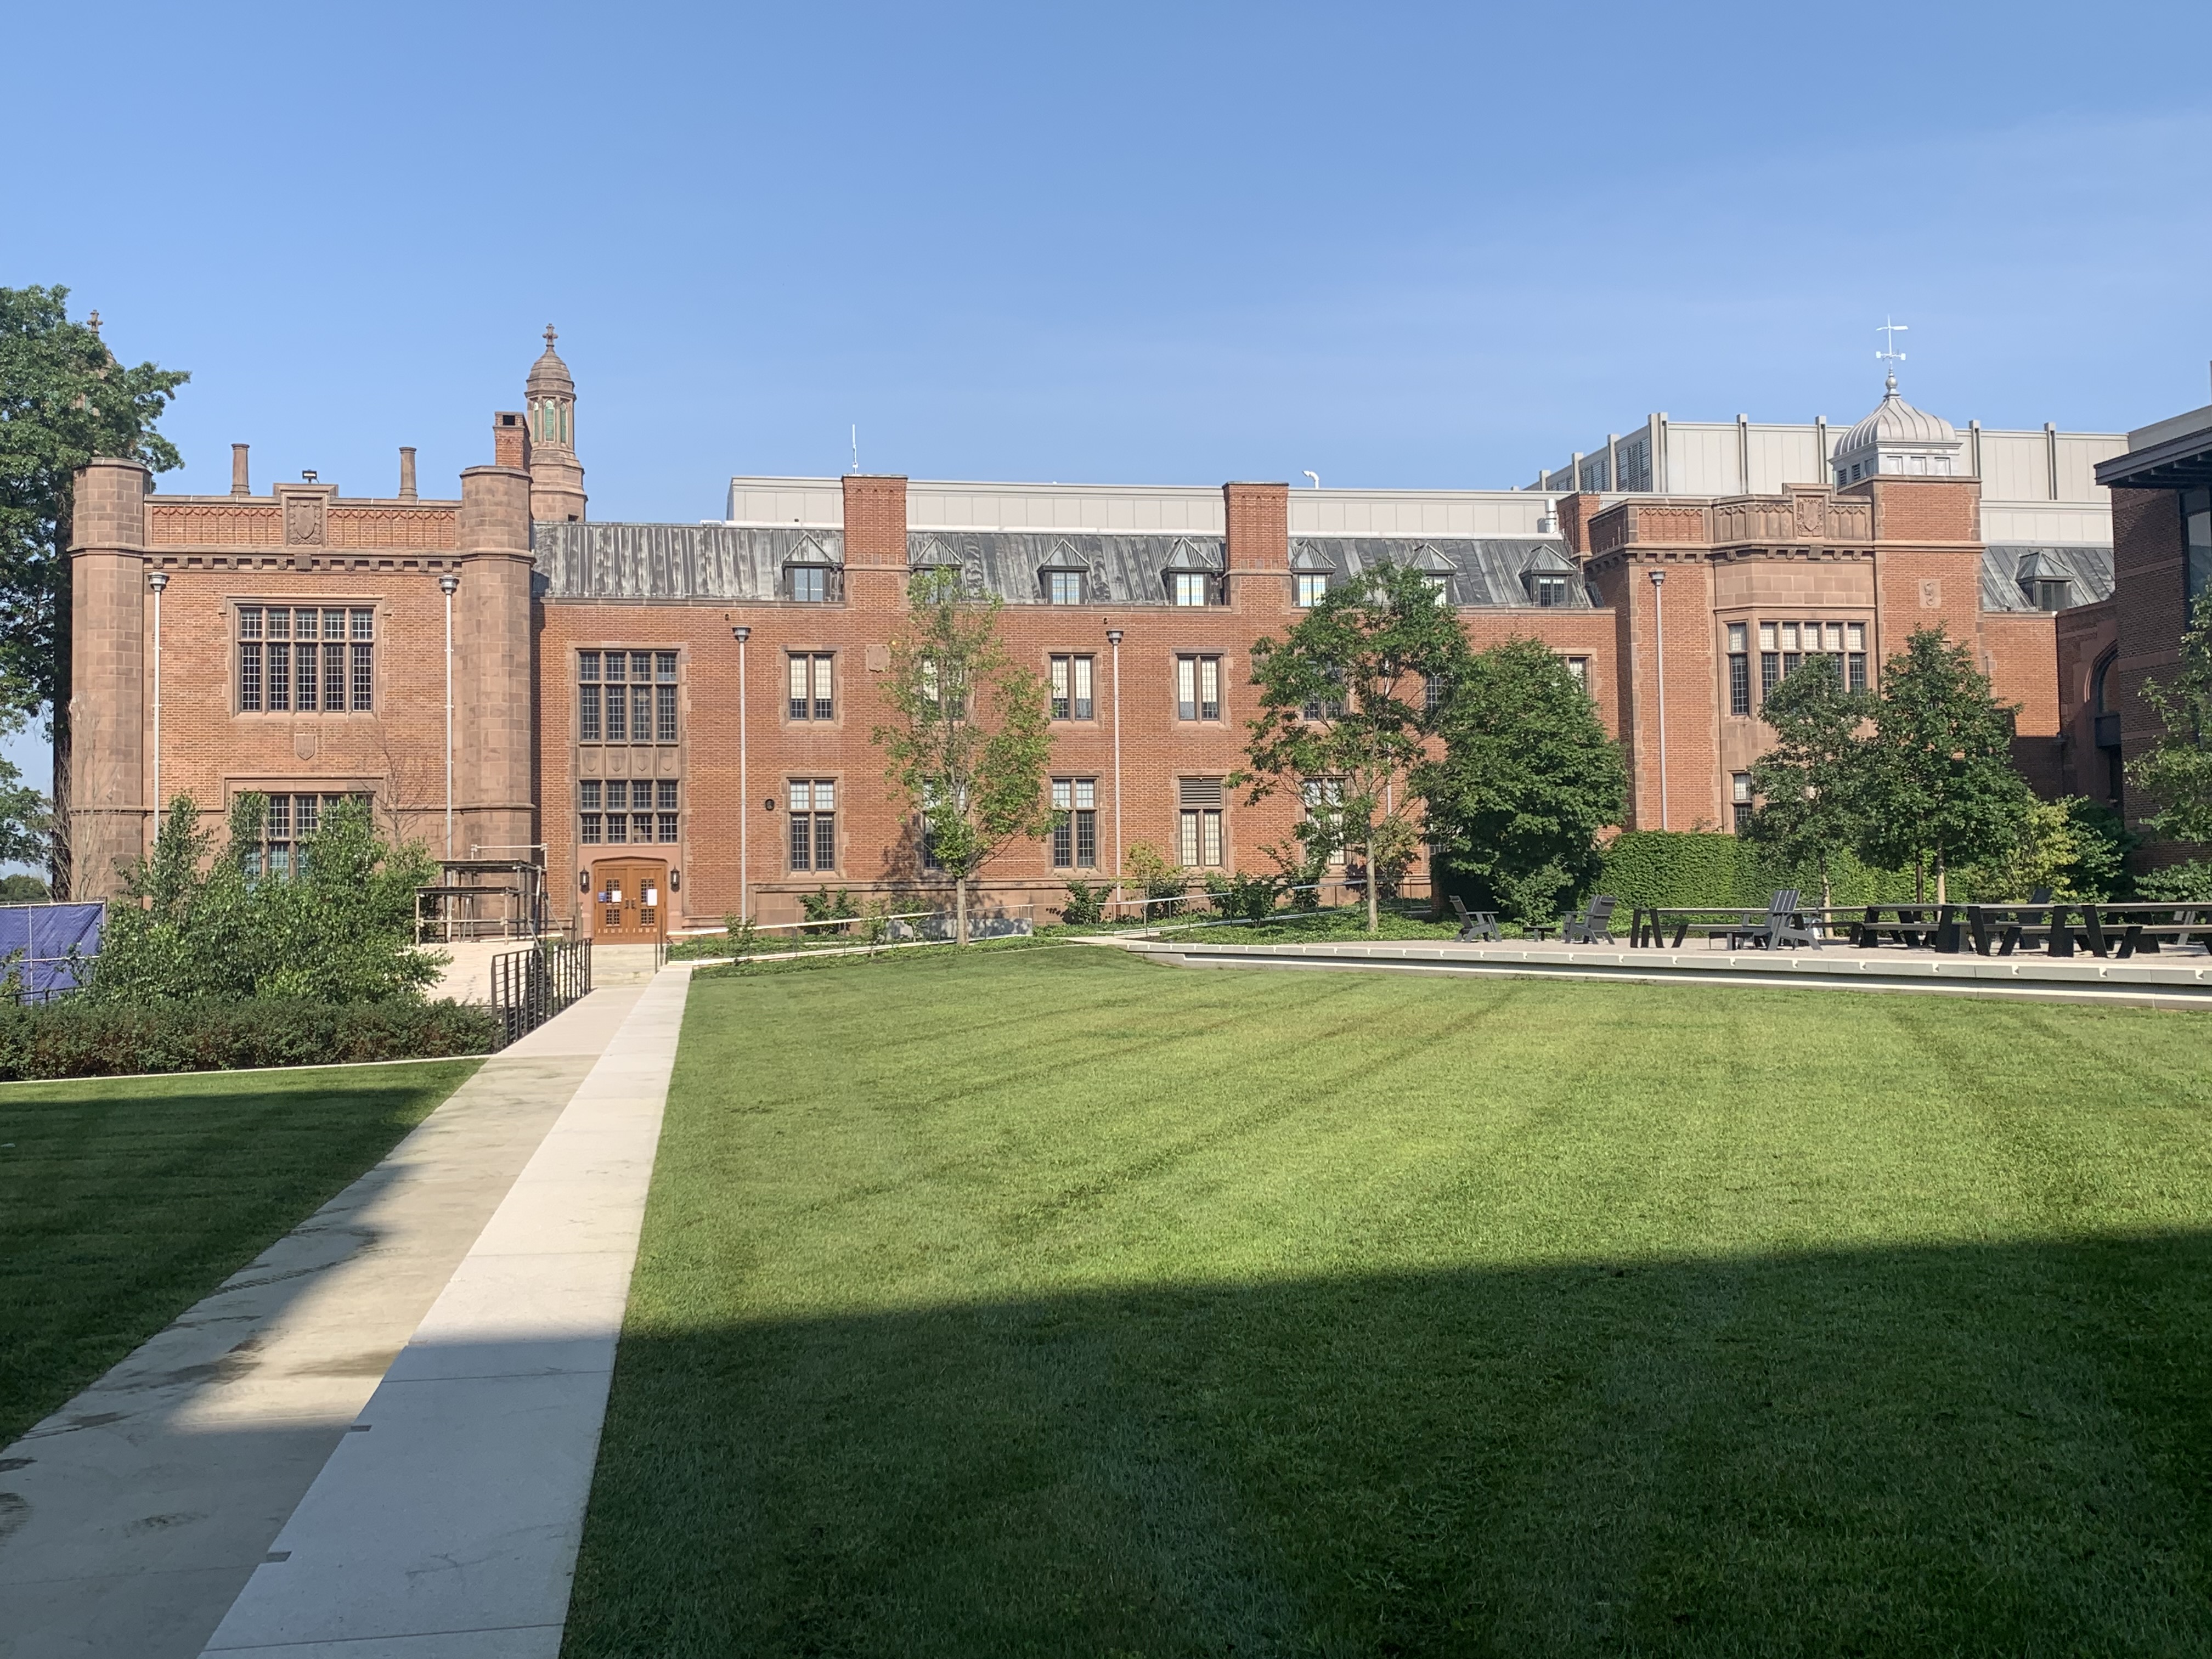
[440,572,459,860]
[1647,566,1668,832]
[732,623,751,921]
[1106,627,1124,916]
[147,570,168,837]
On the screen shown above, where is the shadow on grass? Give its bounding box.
[565,1232,2212,1659]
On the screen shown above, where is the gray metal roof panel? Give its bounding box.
[1979,544,2114,613]
[533,522,840,601]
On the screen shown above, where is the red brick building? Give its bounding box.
[65,339,2123,934]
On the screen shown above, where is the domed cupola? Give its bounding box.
[1831,374,1963,486]
[523,326,588,523]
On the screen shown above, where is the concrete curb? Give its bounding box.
[1118,938,2212,1010]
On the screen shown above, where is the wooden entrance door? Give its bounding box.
[590,858,668,942]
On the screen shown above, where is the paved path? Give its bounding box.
[198,966,692,1658]
[0,988,647,1659]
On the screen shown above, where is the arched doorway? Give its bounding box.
[589,857,668,943]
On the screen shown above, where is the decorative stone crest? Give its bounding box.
[283,495,326,546]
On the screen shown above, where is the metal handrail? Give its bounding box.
[489,938,593,1047]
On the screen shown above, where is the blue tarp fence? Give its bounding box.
[0,903,104,1001]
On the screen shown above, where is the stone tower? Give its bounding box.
[525,326,587,523]
[65,458,152,896]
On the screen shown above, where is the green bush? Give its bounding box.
[1057,881,1107,927]
[94,795,441,1005]
[0,997,499,1081]
[1596,832,1743,909]
[1205,871,1280,921]
[797,886,859,935]
[2136,860,2212,904]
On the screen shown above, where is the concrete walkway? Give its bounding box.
[198,966,692,1658]
[0,986,647,1659]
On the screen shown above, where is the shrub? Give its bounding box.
[2136,860,2212,904]
[798,886,859,935]
[93,795,441,1005]
[1058,880,1108,927]
[1124,843,1188,919]
[0,996,499,1081]
[1205,871,1280,921]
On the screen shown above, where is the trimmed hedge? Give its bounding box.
[1591,832,1953,912]
[0,997,501,1082]
[1596,832,1743,909]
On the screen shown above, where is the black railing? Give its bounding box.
[490,939,593,1047]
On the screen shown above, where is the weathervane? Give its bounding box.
[1875,317,1908,390]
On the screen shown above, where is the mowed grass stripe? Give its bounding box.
[566,947,2212,1657]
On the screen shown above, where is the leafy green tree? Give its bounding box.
[1420,636,1628,926]
[0,872,48,902]
[92,795,442,1003]
[873,569,1057,945]
[1963,794,2137,901]
[1859,627,2031,903]
[2129,592,2212,845]
[1742,654,1872,906]
[1241,562,1472,933]
[1,287,188,891]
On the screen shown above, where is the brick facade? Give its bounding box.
[64,343,2107,923]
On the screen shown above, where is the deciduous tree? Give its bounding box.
[2129,593,2212,845]
[1859,627,2030,903]
[1420,636,1627,926]
[0,286,188,892]
[1742,654,1872,906]
[873,569,1056,945]
[1241,562,1472,933]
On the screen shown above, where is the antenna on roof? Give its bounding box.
[1876,318,1908,391]
[850,425,858,474]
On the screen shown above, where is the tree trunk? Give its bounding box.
[1934,859,1947,906]
[1915,853,1925,905]
[1819,855,1833,910]
[955,872,969,946]
[1366,835,1379,934]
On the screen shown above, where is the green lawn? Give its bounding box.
[566,946,2212,1658]
[0,1058,480,1447]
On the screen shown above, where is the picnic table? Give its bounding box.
[1631,902,1831,949]
[1632,899,2212,959]
[1964,899,2212,960]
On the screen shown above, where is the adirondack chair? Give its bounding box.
[1718,889,1820,950]
[1449,896,1500,943]
[1560,894,1620,944]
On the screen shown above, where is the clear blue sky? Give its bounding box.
[4,0,2209,783]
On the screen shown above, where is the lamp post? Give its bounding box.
[1106,627,1124,916]
[147,569,168,842]
[1647,566,1668,831]
[440,572,459,860]
[732,624,751,921]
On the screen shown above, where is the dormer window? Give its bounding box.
[1294,572,1328,607]
[2016,552,2071,612]
[1161,538,1224,606]
[1520,545,1577,608]
[787,565,832,603]
[1047,569,1084,605]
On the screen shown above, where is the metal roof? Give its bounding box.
[1978,544,2114,613]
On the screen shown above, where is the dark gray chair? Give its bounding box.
[1560,895,1620,945]
[1719,888,1820,950]
[1449,896,1500,943]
